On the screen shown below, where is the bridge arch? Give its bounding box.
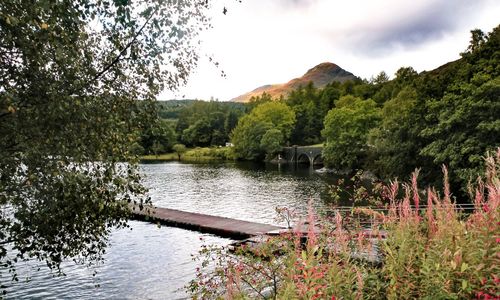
[296,153,312,165]
[281,145,324,166]
[312,154,323,166]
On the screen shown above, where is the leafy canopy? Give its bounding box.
[322,96,381,170]
[0,0,211,279]
[231,102,295,160]
[260,128,285,159]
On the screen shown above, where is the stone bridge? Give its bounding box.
[281,146,323,166]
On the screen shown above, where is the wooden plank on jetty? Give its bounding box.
[130,205,284,240]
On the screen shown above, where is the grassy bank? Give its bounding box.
[141,153,178,161]
[141,147,234,163]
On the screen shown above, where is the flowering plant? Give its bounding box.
[188,150,500,299]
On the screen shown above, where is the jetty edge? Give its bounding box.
[130,205,284,240]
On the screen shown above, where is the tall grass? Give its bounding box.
[189,150,500,299]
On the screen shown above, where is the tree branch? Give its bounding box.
[74,7,158,95]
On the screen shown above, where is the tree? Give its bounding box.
[231,102,295,160]
[0,0,211,281]
[322,96,381,170]
[140,119,176,155]
[231,116,270,160]
[465,29,486,53]
[182,117,213,146]
[287,83,325,145]
[246,92,274,110]
[260,129,284,159]
[420,78,500,187]
[417,26,500,191]
[175,101,244,147]
[368,87,422,178]
[319,83,341,114]
[224,110,241,137]
[372,71,390,85]
[172,144,187,161]
[391,67,418,97]
[250,102,296,139]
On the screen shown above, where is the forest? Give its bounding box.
[139,26,499,195]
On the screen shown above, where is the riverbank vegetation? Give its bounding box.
[141,146,234,162]
[135,100,246,155]
[138,25,498,200]
[188,150,500,299]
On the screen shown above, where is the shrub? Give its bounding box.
[188,150,500,299]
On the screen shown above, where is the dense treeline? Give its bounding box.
[175,101,246,147]
[370,26,500,191]
[136,100,246,154]
[230,25,500,194]
[138,26,498,195]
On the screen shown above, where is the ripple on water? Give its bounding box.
[142,162,332,225]
[2,222,230,299]
[2,162,336,299]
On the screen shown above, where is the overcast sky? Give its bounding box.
[159,0,500,101]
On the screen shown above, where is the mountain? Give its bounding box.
[231,62,357,103]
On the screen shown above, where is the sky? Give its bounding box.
[159,0,500,101]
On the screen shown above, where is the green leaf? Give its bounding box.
[460,262,468,272]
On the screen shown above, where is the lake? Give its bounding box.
[2,161,339,299]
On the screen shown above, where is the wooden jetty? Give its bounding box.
[130,205,284,239]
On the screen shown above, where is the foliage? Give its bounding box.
[420,77,500,185]
[175,101,245,147]
[231,102,296,160]
[172,144,187,161]
[183,146,235,162]
[368,87,421,179]
[139,119,176,155]
[368,26,499,193]
[328,170,386,207]
[417,25,500,188]
[322,96,381,170]
[286,82,324,145]
[0,0,211,283]
[189,150,500,299]
[260,129,285,159]
[156,100,198,119]
[371,71,389,85]
[182,116,216,146]
[367,39,500,176]
[246,92,275,110]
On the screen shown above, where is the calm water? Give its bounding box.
[2,162,338,299]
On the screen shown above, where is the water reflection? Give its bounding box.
[2,162,338,299]
[143,161,337,225]
[2,222,230,299]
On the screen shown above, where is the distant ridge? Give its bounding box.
[231,62,357,103]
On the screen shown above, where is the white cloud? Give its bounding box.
[159,0,500,101]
